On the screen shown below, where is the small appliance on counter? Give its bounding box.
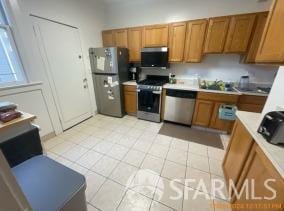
[129,67,141,82]
[258,111,284,145]
[238,76,250,91]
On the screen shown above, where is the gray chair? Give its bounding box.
[12,155,87,211]
[0,127,87,211]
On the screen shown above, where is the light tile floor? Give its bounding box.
[44,114,232,211]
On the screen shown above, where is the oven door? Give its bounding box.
[138,89,161,114]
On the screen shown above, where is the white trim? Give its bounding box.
[0,81,42,93]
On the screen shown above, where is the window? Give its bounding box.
[0,1,26,87]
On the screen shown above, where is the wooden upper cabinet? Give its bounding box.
[184,19,207,63]
[245,12,268,63]
[127,27,143,62]
[256,0,284,63]
[204,17,230,53]
[102,30,114,47]
[143,24,169,47]
[113,29,128,48]
[224,14,256,53]
[168,22,187,62]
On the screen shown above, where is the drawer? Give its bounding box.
[238,95,267,105]
[238,103,264,113]
[197,92,239,103]
[123,85,137,92]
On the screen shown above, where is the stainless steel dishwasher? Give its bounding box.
[164,89,197,125]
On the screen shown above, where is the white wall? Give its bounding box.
[262,67,284,115]
[0,84,54,137]
[104,0,273,29]
[141,54,278,84]
[3,0,106,136]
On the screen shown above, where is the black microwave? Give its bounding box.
[141,47,169,69]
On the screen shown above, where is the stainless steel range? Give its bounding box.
[137,75,169,123]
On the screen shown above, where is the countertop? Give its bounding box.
[236,111,284,179]
[122,81,268,96]
[0,112,36,133]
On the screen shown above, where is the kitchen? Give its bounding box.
[0,0,284,211]
[98,11,278,133]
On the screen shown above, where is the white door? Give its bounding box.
[33,18,92,130]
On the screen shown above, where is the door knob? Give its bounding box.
[79,55,82,59]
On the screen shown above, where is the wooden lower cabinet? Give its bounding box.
[209,102,235,132]
[232,144,284,210]
[238,95,267,113]
[192,100,214,127]
[123,85,137,115]
[223,119,254,192]
[192,92,239,132]
[223,119,284,210]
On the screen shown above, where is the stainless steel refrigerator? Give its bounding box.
[89,47,129,117]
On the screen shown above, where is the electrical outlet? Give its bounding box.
[276,106,284,111]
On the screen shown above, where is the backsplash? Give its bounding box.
[140,54,278,85]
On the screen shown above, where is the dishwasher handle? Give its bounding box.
[166,89,197,99]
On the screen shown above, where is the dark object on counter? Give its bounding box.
[258,111,284,145]
[239,76,250,90]
[129,66,141,82]
[0,126,42,167]
[169,74,176,84]
[225,82,234,91]
[0,101,17,112]
[0,110,22,123]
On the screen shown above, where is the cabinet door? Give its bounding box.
[223,119,254,196]
[143,24,169,47]
[245,12,268,63]
[168,22,187,62]
[128,27,143,62]
[238,95,267,113]
[256,0,284,63]
[233,144,284,209]
[184,19,207,63]
[124,86,137,115]
[102,30,114,47]
[192,100,214,127]
[224,14,256,53]
[204,17,230,53]
[209,102,235,132]
[113,29,128,48]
